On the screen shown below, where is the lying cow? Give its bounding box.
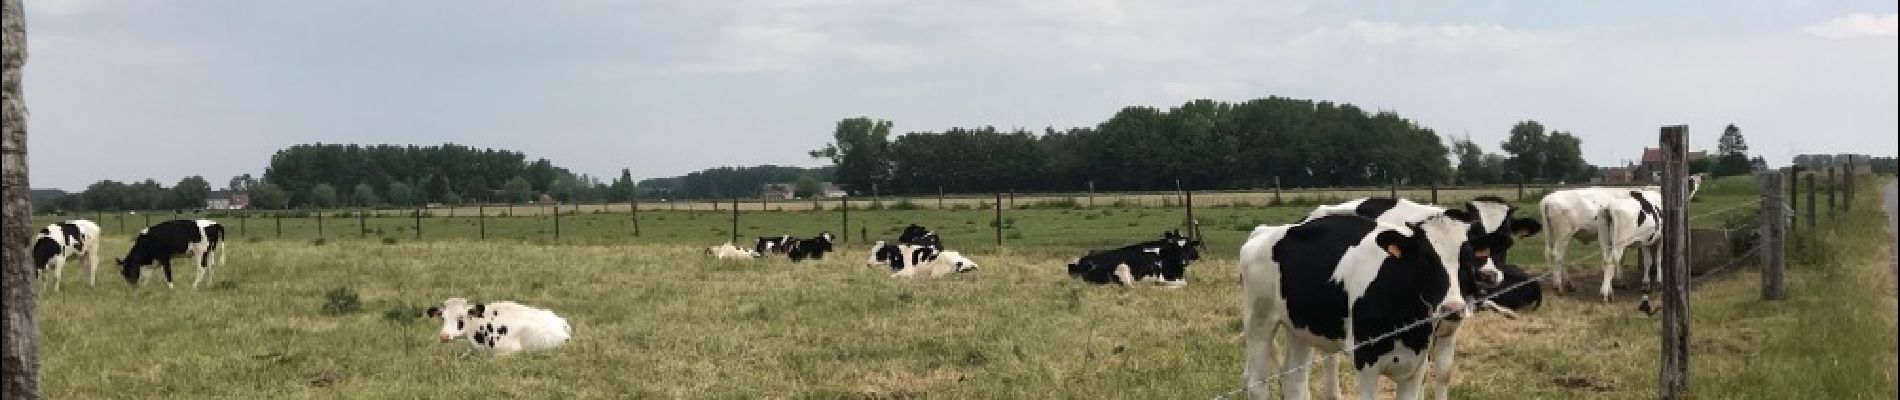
[1066,230,1201,288]
[1239,211,1478,400]
[117,219,226,289]
[784,232,835,262]
[32,219,102,291]
[706,242,755,260]
[427,298,572,355]
[754,235,792,256]
[896,224,946,262]
[890,248,979,278]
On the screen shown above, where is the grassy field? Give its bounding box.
[30,176,1894,398]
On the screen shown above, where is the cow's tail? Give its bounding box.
[206,224,227,267]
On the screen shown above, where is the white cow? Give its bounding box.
[1590,194,1665,303]
[1540,174,1702,294]
[706,242,755,259]
[427,298,572,355]
[31,219,102,291]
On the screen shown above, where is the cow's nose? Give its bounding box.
[438,334,453,343]
[1439,299,1468,317]
[1481,269,1503,286]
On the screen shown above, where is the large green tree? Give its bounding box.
[1542,131,1591,183]
[305,184,339,209]
[809,117,894,194]
[1500,120,1548,183]
[252,183,289,210]
[500,177,533,203]
[350,183,380,207]
[1713,124,1753,176]
[173,175,212,209]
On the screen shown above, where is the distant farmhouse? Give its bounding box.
[206,190,251,210]
[759,182,847,200]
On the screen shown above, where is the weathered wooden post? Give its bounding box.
[841,195,849,243]
[729,197,738,244]
[274,212,282,238]
[1826,168,1837,219]
[1658,125,1691,399]
[1806,174,1817,230]
[1389,178,1398,199]
[994,191,1004,246]
[1516,176,1526,202]
[1273,176,1282,205]
[4,2,41,392]
[1087,180,1095,208]
[938,186,945,209]
[1844,155,1855,211]
[314,211,323,240]
[1430,179,1439,204]
[630,194,641,238]
[359,208,368,237]
[1788,166,1800,229]
[415,208,423,240]
[1758,171,1786,300]
[478,204,486,240]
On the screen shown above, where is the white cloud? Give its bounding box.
[1332,20,1564,51]
[1801,12,1898,39]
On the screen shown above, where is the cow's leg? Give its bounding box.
[160,258,175,289]
[1113,264,1135,287]
[1282,342,1315,400]
[1599,242,1625,303]
[1242,297,1278,400]
[1430,334,1459,400]
[1397,363,1427,400]
[48,258,66,292]
[1319,354,1343,400]
[192,250,212,289]
[1354,365,1382,400]
[85,248,100,286]
[1545,227,1569,292]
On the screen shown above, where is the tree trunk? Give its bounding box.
[2,0,42,397]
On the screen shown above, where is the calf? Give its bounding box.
[427,298,572,355]
[784,232,835,262]
[896,224,946,262]
[891,248,980,278]
[1541,174,1703,293]
[754,235,793,256]
[31,219,102,291]
[707,242,755,259]
[1066,231,1202,288]
[1239,211,1476,400]
[1590,192,1665,304]
[117,219,226,289]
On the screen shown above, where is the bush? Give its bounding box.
[1018,198,1080,210]
[321,287,362,316]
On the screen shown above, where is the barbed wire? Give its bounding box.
[1687,199,1765,222]
[1690,244,1765,286]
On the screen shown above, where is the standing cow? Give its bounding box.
[1239,211,1476,400]
[116,219,227,289]
[1539,174,1702,294]
[31,219,102,291]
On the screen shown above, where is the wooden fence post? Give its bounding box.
[1087,180,1095,208]
[479,204,486,240]
[415,208,423,240]
[1273,176,1282,205]
[274,212,282,238]
[1844,155,1855,211]
[1826,168,1837,219]
[938,186,945,209]
[841,195,849,244]
[1430,180,1439,204]
[1516,177,1526,202]
[729,197,738,245]
[630,196,641,237]
[1806,174,1817,230]
[1658,125,1691,399]
[314,211,322,240]
[1758,171,1786,300]
[995,192,1004,247]
[1788,167,1800,230]
[1389,179,1397,199]
[359,208,367,237]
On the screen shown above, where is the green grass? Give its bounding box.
[34,176,1888,398]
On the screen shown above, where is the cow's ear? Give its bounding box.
[1511,218,1543,237]
[468,304,485,317]
[425,307,441,318]
[1375,231,1407,258]
[1442,208,1472,222]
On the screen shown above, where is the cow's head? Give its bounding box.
[899,225,931,243]
[1484,263,1543,314]
[1379,209,1476,320]
[1462,197,1542,287]
[813,232,835,253]
[425,298,485,342]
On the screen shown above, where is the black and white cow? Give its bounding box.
[427,298,572,355]
[1239,212,1477,400]
[32,219,103,291]
[1302,196,1543,287]
[1539,174,1704,294]
[897,224,946,261]
[784,232,835,262]
[754,235,793,256]
[890,248,980,278]
[1066,230,1202,288]
[116,219,226,289]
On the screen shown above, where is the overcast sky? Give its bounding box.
[22,0,1899,191]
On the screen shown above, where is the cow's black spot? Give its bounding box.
[469,304,486,317]
[497,325,508,335]
[472,331,487,343]
[456,320,465,330]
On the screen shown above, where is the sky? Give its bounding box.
[21,0,1900,191]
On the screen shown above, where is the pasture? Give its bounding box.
[30,177,1897,398]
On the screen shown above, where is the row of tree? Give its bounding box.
[634,165,834,200]
[811,97,1600,194]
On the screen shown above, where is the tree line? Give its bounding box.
[812,97,1601,195]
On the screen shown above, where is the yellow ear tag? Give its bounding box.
[1384,244,1403,258]
[1473,248,1491,258]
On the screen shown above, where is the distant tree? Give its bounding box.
[1543,131,1590,183]
[425,174,452,204]
[350,183,379,207]
[252,184,289,210]
[609,168,635,202]
[306,184,339,209]
[1713,124,1753,177]
[794,174,821,198]
[227,174,259,193]
[500,177,533,203]
[442,192,463,205]
[809,117,894,194]
[1451,138,1489,184]
[1750,156,1768,172]
[173,175,212,209]
[1500,121,1548,182]
[385,182,417,206]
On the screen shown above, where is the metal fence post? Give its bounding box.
[1657,125,1691,399]
[1758,171,1786,300]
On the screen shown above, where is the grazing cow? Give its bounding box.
[427,298,572,355]
[1540,173,1703,293]
[706,242,755,260]
[754,235,793,256]
[784,232,835,262]
[31,219,102,291]
[1239,211,1476,400]
[116,219,226,289]
[1066,231,1202,288]
[891,248,980,278]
